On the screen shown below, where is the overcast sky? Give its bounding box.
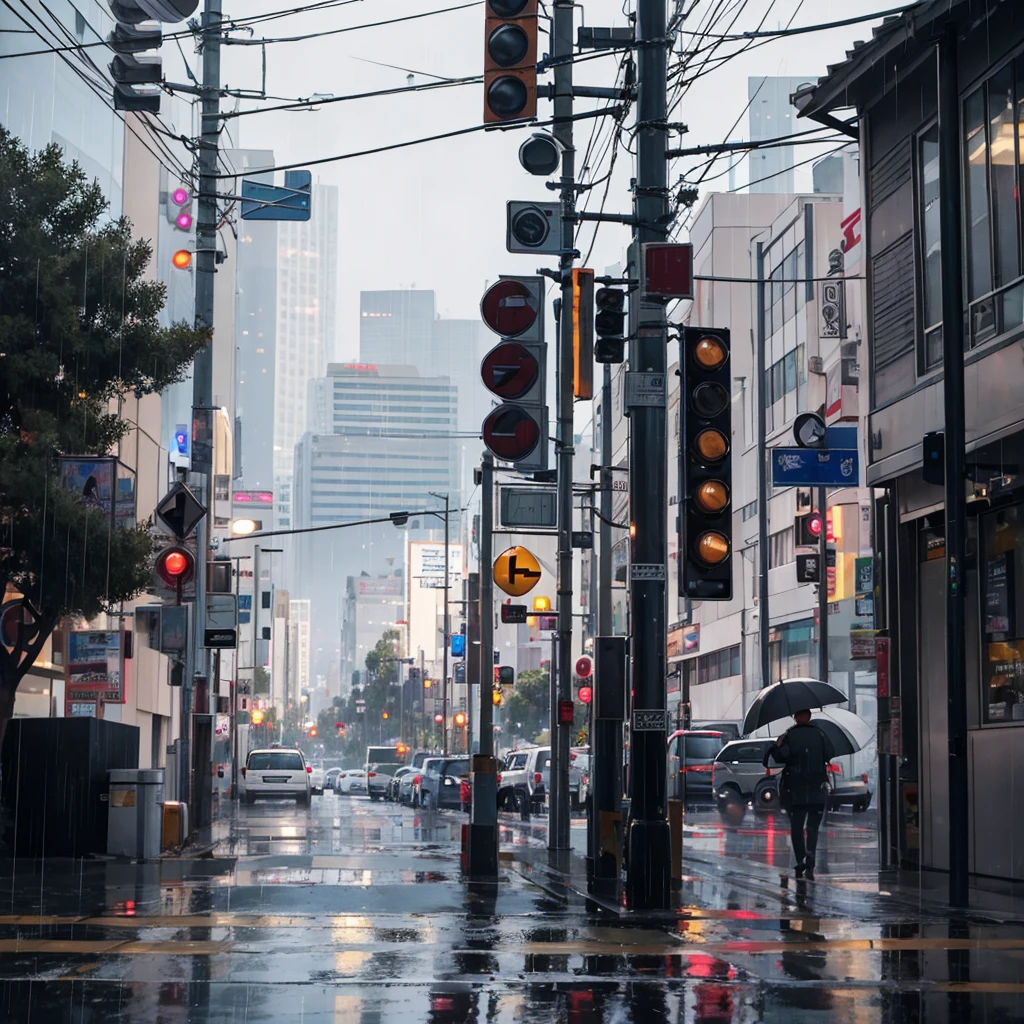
[215,0,896,358]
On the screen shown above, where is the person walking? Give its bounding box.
[763,709,836,879]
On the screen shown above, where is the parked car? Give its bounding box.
[413,758,443,807]
[400,767,423,805]
[828,763,873,812]
[241,748,311,805]
[570,751,591,812]
[497,746,550,812]
[387,766,416,802]
[666,730,730,803]
[365,745,406,802]
[712,739,785,817]
[419,757,471,810]
[309,767,325,796]
[338,769,367,795]
[325,768,344,791]
[692,721,742,744]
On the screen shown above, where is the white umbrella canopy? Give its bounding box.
[750,706,873,756]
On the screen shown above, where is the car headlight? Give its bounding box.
[443,777,453,785]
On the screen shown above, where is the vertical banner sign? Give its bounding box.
[65,630,125,710]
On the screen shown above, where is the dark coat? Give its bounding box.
[764,723,836,807]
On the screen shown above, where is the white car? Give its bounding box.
[242,748,311,805]
[309,767,325,795]
[338,769,367,794]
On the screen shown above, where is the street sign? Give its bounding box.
[240,169,312,221]
[482,404,544,463]
[480,277,543,337]
[501,603,528,624]
[796,553,821,584]
[771,447,859,488]
[631,563,666,581]
[481,342,539,400]
[493,545,543,597]
[506,201,561,254]
[499,486,557,528]
[204,593,237,649]
[155,482,205,540]
[632,709,667,732]
[572,531,593,549]
[625,371,666,408]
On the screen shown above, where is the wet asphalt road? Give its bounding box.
[0,791,1022,1022]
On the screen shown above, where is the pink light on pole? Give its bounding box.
[172,187,189,206]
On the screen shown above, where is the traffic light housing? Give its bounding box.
[492,689,503,707]
[594,287,626,363]
[679,328,732,600]
[483,0,538,124]
[480,276,548,472]
[168,186,193,231]
[796,510,824,547]
[572,269,595,399]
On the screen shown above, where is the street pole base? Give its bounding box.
[625,818,671,910]
[467,822,499,879]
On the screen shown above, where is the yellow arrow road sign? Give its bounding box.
[493,546,543,597]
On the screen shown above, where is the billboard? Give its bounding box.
[66,630,124,704]
[58,456,136,529]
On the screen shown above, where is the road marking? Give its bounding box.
[0,939,233,955]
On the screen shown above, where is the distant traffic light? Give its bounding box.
[574,655,593,679]
[382,711,389,720]
[679,327,732,600]
[497,665,515,687]
[594,288,626,363]
[434,713,444,724]
[483,0,538,124]
[396,743,408,757]
[492,689,502,707]
[169,186,193,231]
[533,595,551,612]
[308,726,318,738]
[172,249,192,270]
[454,712,467,727]
[578,685,593,705]
[796,511,824,547]
[155,545,195,598]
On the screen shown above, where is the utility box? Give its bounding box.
[107,768,165,859]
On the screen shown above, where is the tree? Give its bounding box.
[0,129,209,746]
[503,669,549,744]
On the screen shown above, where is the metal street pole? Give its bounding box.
[436,492,450,755]
[755,241,771,689]
[550,0,575,860]
[599,365,613,635]
[469,454,498,876]
[183,0,222,832]
[937,28,969,909]
[818,486,829,682]
[625,0,672,911]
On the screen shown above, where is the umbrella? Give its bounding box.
[750,707,873,757]
[742,677,848,734]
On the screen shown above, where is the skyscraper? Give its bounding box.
[273,182,340,527]
[748,76,812,193]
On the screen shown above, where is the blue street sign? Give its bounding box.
[451,634,466,657]
[826,425,857,449]
[241,170,312,221]
[771,447,860,487]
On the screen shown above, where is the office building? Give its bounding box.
[748,76,813,194]
[273,182,340,528]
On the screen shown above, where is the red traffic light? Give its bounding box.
[434,713,444,723]
[481,341,539,399]
[335,722,345,729]
[156,546,195,587]
[578,686,593,705]
[482,404,542,462]
[558,699,574,725]
[575,655,593,679]
[807,514,823,537]
[308,726,318,738]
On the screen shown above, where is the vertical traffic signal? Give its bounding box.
[572,269,595,399]
[109,1,199,113]
[679,328,732,600]
[169,186,193,231]
[155,545,196,604]
[483,1,538,124]
[480,276,548,472]
[594,288,626,363]
[796,510,824,547]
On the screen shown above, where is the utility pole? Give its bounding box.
[818,485,829,682]
[469,454,498,876]
[599,366,613,636]
[183,0,222,825]
[937,28,969,909]
[625,0,671,910]
[549,0,575,860]
[755,241,770,689]
[432,491,451,755]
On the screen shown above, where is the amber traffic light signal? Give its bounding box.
[454,712,467,727]
[483,1,538,124]
[679,328,732,600]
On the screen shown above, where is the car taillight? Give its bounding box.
[861,773,869,784]
[414,775,421,785]
[534,772,542,786]
[368,771,376,778]
[827,763,841,775]
[306,766,312,773]
[496,773,502,784]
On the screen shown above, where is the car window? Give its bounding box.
[442,759,470,776]
[538,753,552,772]
[718,742,773,763]
[673,735,724,760]
[247,751,303,771]
[507,753,528,770]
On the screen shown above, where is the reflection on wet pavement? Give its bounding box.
[0,796,1022,1021]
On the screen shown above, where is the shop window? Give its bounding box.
[981,503,1024,724]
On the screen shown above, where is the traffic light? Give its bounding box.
[308,726,318,738]
[109,0,199,113]
[382,711,389,720]
[483,0,538,124]
[396,743,408,757]
[533,595,551,612]
[155,545,195,597]
[796,510,824,547]
[679,328,732,600]
[169,186,193,231]
[454,712,467,728]
[578,686,593,705]
[519,131,562,175]
[572,269,595,400]
[434,713,444,724]
[172,249,192,271]
[480,276,548,472]
[492,689,503,707]
[594,288,626,363]
[574,655,593,679]
[497,665,515,687]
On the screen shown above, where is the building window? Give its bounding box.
[740,500,758,521]
[769,527,794,569]
[918,124,943,370]
[694,645,741,685]
[981,502,1024,725]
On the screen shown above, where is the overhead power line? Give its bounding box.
[680,3,913,42]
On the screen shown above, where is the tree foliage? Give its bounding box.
[0,128,209,717]
[503,669,550,744]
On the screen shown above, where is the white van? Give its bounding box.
[242,747,311,805]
